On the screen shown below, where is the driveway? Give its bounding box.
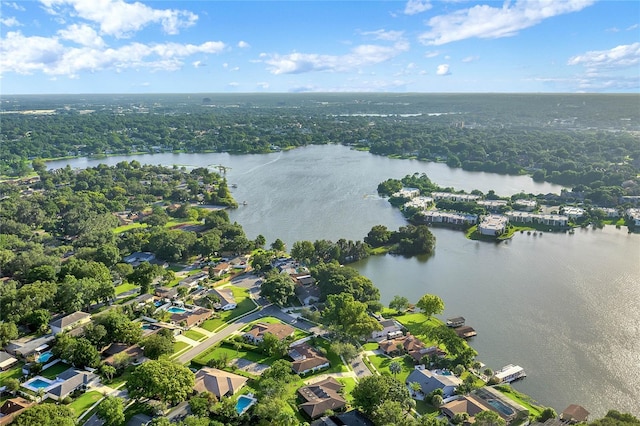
[351,353,373,379]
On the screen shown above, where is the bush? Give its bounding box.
[62,396,73,404]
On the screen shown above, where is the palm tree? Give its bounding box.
[389,360,402,378]
[409,381,422,397]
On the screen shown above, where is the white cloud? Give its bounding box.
[627,24,639,31]
[462,55,479,63]
[263,41,409,74]
[39,0,198,38]
[568,43,640,71]
[228,82,239,87]
[404,0,432,15]
[424,50,440,58]
[5,2,26,11]
[360,29,405,41]
[436,64,450,75]
[257,82,269,89]
[58,24,105,47]
[230,66,240,71]
[192,60,206,68]
[0,16,21,27]
[419,0,595,45]
[238,41,250,48]
[0,31,225,76]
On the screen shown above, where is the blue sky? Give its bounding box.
[1,0,638,94]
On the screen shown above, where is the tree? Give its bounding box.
[416,293,445,317]
[260,272,295,306]
[95,244,121,267]
[389,295,410,313]
[5,378,20,394]
[71,338,101,368]
[100,364,116,381]
[474,410,506,426]
[0,321,18,346]
[352,374,411,415]
[364,224,392,247]
[253,397,298,426]
[372,400,415,426]
[270,238,286,252]
[329,341,358,363]
[96,396,125,426]
[127,262,162,294]
[250,249,275,273]
[127,359,195,405]
[431,394,443,407]
[321,293,382,341]
[14,404,75,426]
[260,332,288,357]
[142,333,175,359]
[190,392,217,417]
[389,360,403,377]
[452,412,470,425]
[290,240,315,264]
[409,381,422,397]
[261,359,296,383]
[537,408,558,423]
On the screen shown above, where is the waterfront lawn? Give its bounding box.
[460,371,485,388]
[183,329,206,341]
[200,287,255,332]
[494,384,545,418]
[41,362,71,379]
[367,354,414,383]
[69,391,102,418]
[394,312,443,344]
[114,282,138,295]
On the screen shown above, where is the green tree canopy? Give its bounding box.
[416,293,445,317]
[96,396,125,426]
[127,359,195,405]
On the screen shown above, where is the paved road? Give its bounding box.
[351,353,373,379]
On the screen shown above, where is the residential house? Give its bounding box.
[560,404,590,423]
[170,307,213,329]
[298,377,347,420]
[440,396,494,424]
[477,200,508,212]
[193,367,247,398]
[625,208,640,226]
[294,275,320,306]
[244,322,295,344]
[103,343,145,367]
[513,199,537,211]
[289,343,330,375]
[562,206,585,219]
[154,286,178,300]
[178,273,208,292]
[5,334,55,358]
[0,351,18,371]
[378,334,433,363]
[0,397,34,425]
[478,215,509,236]
[311,410,375,426]
[418,210,478,226]
[392,187,421,199]
[46,368,96,401]
[472,387,529,425]
[210,262,230,277]
[405,368,462,398]
[371,318,403,340]
[123,252,156,266]
[210,288,237,310]
[49,311,92,335]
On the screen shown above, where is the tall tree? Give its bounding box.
[96,396,126,426]
[416,294,445,317]
[321,293,382,341]
[260,272,295,306]
[127,359,195,405]
[13,405,75,426]
[352,374,411,416]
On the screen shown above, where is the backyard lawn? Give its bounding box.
[69,391,102,418]
[336,377,357,402]
[0,363,24,386]
[192,342,279,368]
[41,362,71,379]
[200,286,255,332]
[366,353,415,383]
[115,282,138,295]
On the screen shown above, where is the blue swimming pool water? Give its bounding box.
[167,307,187,314]
[487,399,515,416]
[235,395,255,414]
[25,377,53,389]
[37,351,53,363]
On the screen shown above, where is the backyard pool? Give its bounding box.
[235,395,256,415]
[22,376,55,392]
[37,351,54,363]
[167,307,187,314]
[487,399,515,416]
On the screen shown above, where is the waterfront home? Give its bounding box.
[371,318,403,340]
[294,274,321,306]
[562,206,585,219]
[513,199,537,211]
[432,192,481,202]
[0,398,34,425]
[505,211,568,227]
[0,351,18,371]
[392,187,421,199]
[379,333,435,363]
[442,386,528,425]
[289,343,330,375]
[418,210,478,226]
[49,311,92,335]
[625,208,640,226]
[298,377,347,420]
[193,367,247,398]
[594,207,619,218]
[244,322,295,344]
[477,200,508,212]
[441,396,494,424]
[406,368,462,398]
[560,404,590,423]
[404,196,434,209]
[494,364,526,383]
[210,288,237,310]
[478,215,509,236]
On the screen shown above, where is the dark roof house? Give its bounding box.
[298,377,347,420]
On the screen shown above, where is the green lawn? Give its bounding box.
[201,286,256,332]
[336,377,357,403]
[105,365,136,389]
[69,391,102,418]
[366,354,414,383]
[414,400,439,416]
[494,384,545,417]
[113,223,147,233]
[183,329,206,341]
[394,312,444,344]
[0,363,24,386]
[313,339,349,374]
[362,342,378,351]
[41,362,71,379]
[115,282,138,295]
[173,341,191,354]
[192,341,280,368]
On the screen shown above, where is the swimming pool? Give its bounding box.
[487,399,515,416]
[167,307,187,314]
[22,376,55,392]
[37,351,53,363]
[235,395,256,415]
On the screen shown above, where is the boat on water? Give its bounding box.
[494,364,527,383]
[446,316,465,327]
[242,201,248,205]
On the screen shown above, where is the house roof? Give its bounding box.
[289,343,330,374]
[47,369,93,399]
[245,322,295,341]
[298,377,347,419]
[0,397,33,415]
[379,318,401,329]
[171,308,213,327]
[562,404,590,422]
[193,367,247,398]
[103,344,144,366]
[0,351,18,367]
[155,287,177,297]
[211,288,235,306]
[311,410,375,426]
[49,311,91,330]
[406,369,462,394]
[441,395,493,419]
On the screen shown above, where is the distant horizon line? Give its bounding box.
[3,91,638,96]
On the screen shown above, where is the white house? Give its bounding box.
[625,208,640,226]
[478,215,509,236]
[513,199,537,211]
[49,311,91,336]
[371,318,403,340]
[562,206,585,219]
[392,187,420,199]
[210,288,237,311]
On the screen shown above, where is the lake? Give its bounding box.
[48,144,640,417]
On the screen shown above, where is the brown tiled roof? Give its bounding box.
[298,377,347,419]
[561,404,590,422]
[289,343,330,374]
[245,322,295,341]
[193,367,247,398]
[171,308,213,327]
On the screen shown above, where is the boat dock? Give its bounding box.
[494,364,527,383]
